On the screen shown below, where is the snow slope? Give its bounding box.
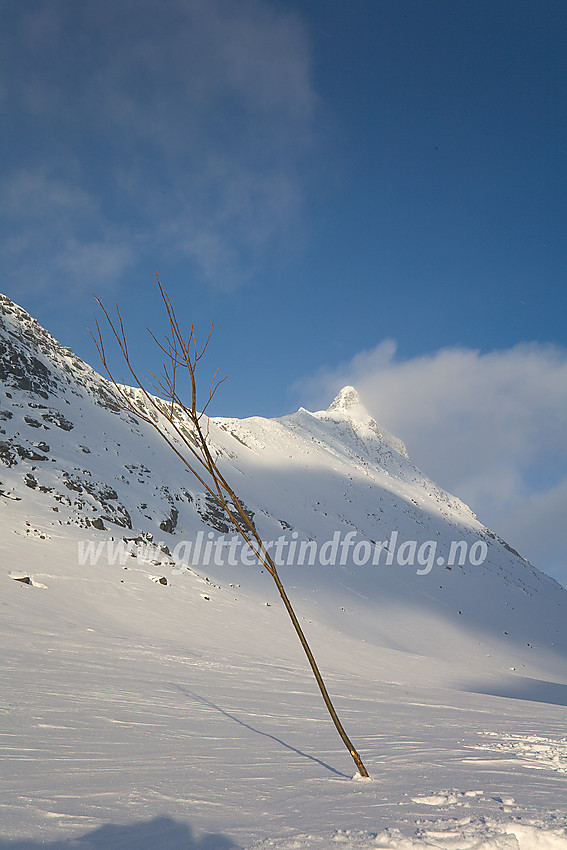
[1,294,566,849]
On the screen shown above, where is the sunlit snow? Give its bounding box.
[1,294,566,849]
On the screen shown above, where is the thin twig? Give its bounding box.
[90,278,369,778]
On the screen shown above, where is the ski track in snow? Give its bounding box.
[469,734,567,776]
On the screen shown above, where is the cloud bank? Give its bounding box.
[297,342,567,587]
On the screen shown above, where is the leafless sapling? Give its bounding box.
[91,278,369,778]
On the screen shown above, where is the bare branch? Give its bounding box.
[91,278,370,779]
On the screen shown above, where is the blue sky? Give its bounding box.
[1,1,566,585]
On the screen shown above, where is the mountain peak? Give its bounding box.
[322,385,408,458]
[327,385,364,414]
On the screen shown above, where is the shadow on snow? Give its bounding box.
[463,675,567,706]
[0,816,237,850]
[171,683,350,778]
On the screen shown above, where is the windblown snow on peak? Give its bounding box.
[318,385,408,458]
[328,385,364,413]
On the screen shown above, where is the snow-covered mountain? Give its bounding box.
[1,293,566,849]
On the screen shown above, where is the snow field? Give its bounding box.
[1,527,566,848]
[1,301,566,848]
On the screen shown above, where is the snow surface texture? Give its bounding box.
[1,294,566,849]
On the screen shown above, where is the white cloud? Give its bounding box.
[0,168,136,296]
[296,342,567,587]
[1,0,316,291]
[55,239,136,283]
[2,170,94,219]
[91,0,315,152]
